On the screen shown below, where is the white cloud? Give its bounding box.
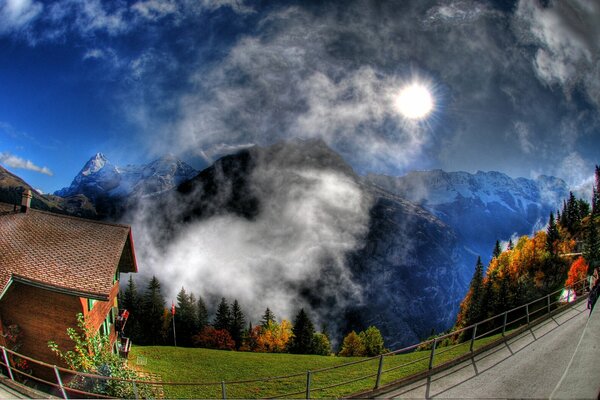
[513,121,534,154]
[514,0,600,108]
[0,0,43,34]
[131,0,178,21]
[0,152,53,176]
[133,165,371,326]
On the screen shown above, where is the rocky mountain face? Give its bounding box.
[54,153,198,217]
[131,139,469,347]
[366,170,569,266]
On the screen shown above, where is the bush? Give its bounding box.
[48,314,152,398]
[192,326,235,350]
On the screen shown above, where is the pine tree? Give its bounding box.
[584,219,600,276]
[120,275,141,340]
[175,287,199,347]
[213,298,231,332]
[493,240,502,259]
[289,308,315,354]
[546,212,560,254]
[593,165,600,216]
[229,299,246,350]
[140,276,166,345]
[197,296,209,332]
[466,257,484,325]
[507,239,514,251]
[261,307,276,328]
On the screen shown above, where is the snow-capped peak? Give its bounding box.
[81,153,109,176]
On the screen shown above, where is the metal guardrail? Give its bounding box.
[0,278,590,399]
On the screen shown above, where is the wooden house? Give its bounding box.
[0,190,137,377]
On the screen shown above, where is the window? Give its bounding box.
[87,298,96,312]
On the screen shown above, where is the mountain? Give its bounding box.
[55,153,198,216]
[131,139,469,347]
[365,170,569,265]
[0,164,97,218]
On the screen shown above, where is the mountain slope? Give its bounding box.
[55,153,198,200]
[0,164,96,218]
[366,170,569,265]
[130,139,468,347]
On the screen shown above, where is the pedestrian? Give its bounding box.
[588,279,600,314]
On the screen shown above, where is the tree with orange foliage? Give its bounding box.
[565,257,588,291]
[192,326,235,350]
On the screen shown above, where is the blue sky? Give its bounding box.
[0,0,599,194]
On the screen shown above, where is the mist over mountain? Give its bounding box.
[366,170,569,265]
[6,139,571,347]
[119,139,468,347]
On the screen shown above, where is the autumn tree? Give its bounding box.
[312,333,331,356]
[565,257,589,290]
[359,326,386,356]
[338,331,365,357]
[193,327,235,350]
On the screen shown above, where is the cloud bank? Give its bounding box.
[131,145,372,327]
[0,152,53,176]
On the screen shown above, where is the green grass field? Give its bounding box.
[130,333,504,399]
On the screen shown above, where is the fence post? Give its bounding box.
[428,339,437,371]
[547,294,551,314]
[526,304,530,325]
[375,354,384,389]
[1,347,14,381]
[221,381,226,400]
[132,380,139,400]
[53,365,69,400]
[306,370,311,399]
[502,312,508,337]
[470,324,478,353]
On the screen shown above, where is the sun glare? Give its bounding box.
[394,83,434,120]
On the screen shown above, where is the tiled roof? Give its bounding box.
[0,203,137,300]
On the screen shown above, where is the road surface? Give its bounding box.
[385,302,596,399]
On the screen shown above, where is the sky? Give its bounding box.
[0,0,599,194]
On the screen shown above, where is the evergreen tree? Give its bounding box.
[466,257,484,325]
[120,275,141,341]
[213,298,231,332]
[507,239,514,251]
[493,240,502,259]
[140,276,166,345]
[289,308,315,354]
[175,287,199,347]
[546,212,560,254]
[261,307,276,328]
[593,165,600,216]
[229,299,246,350]
[197,296,209,332]
[584,219,600,276]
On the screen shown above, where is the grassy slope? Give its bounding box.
[131,334,503,399]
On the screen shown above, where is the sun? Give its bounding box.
[393,83,434,120]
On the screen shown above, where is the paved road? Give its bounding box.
[386,302,592,399]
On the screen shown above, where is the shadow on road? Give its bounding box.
[388,303,587,399]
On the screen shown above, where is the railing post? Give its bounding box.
[132,380,139,400]
[305,370,311,399]
[502,312,508,337]
[221,381,226,400]
[470,324,478,352]
[53,365,69,400]
[547,294,551,314]
[1,347,14,381]
[375,354,384,389]
[428,339,437,370]
[526,304,530,325]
